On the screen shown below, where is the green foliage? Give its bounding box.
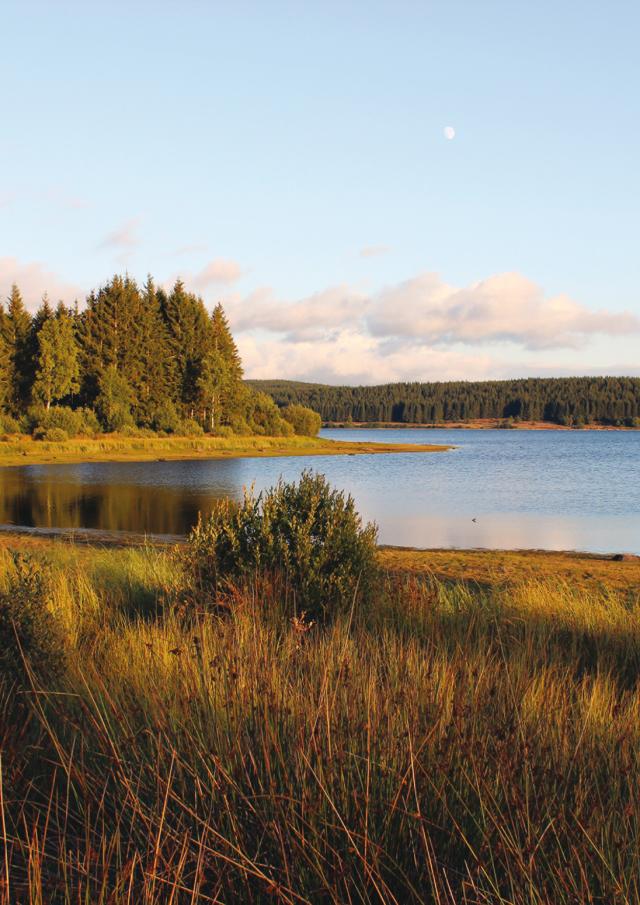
[5,284,32,412]
[95,366,134,431]
[0,553,65,687]
[149,400,181,433]
[0,307,12,412]
[0,412,22,434]
[246,390,294,436]
[178,417,205,437]
[34,426,69,442]
[186,472,378,619]
[251,376,640,427]
[227,413,253,435]
[32,307,80,409]
[281,403,322,436]
[28,405,100,438]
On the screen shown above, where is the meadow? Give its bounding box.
[1,535,639,904]
[0,433,449,468]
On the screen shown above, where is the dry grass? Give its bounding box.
[0,434,450,468]
[380,547,640,595]
[0,541,639,903]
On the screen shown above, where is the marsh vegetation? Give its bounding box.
[1,479,639,903]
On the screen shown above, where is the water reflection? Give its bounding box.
[0,468,219,535]
[0,429,638,553]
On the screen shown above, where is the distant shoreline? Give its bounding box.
[324,418,640,431]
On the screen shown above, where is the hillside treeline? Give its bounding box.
[251,377,640,426]
[0,276,306,438]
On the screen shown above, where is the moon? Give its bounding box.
[443,126,456,140]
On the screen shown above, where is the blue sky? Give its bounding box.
[1,0,639,383]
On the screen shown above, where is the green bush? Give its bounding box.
[0,554,66,688]
[179,418,204,437]
[0,413,22,434]
[28,405,100,438]
[246,390,295,437]
[149,401,181,433]
[119,425,156,438]
[227,414,252,435]
[186,472,378,620]
[33,426,69,442]
[281,404,322,436]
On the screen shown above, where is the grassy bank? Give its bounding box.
[0,433,451,468]
[1,538,640,903]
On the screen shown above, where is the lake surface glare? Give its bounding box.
[0,428,638,554]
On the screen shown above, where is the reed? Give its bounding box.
[0,543,639,903]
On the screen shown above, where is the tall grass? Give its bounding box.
[1,545,639,903]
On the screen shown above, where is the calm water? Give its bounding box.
[0,429,638,553]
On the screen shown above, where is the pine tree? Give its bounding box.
[6,284,32,412]
[32,305,81,409]
[77,275,146,404]
[0,304,12,412]
[160,281,213,422]
[209,303,243,428]
[131,277,176,425]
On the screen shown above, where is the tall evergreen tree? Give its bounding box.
[6,284,32,412]
[160,281,213,421]
[209,303,243,428]
[131,277,176,425]
[32,305,80,409]
[77,275,146,404]
[0,304,12,412]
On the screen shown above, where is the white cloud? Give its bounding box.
[368,272,638,349]
[191,258,243,287]
[225,285,368,341]
[98,217,140,263]
[0,257,83,310]
[173,242,208,256]
[360,245,391,258]
[223,269,640,383]
[238,330,503,384]
[168,258,244,295]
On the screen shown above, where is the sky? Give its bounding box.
[1,0,639,384]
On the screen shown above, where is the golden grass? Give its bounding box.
[380,546,640,595]
[1,541,639,902]
[0,433,451,467]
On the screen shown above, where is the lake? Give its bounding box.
[0,428,638,553]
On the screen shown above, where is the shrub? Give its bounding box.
[179,418,204,437]
[281,404,322,436]
[0,413,22,434]
[34,427,69,442]
[119,425,156,438]
[150,401,181,433]
[0,554,66,688]
[28,405,100,438]
[227,414,252,435]
[246,390,295,437]
[186,472,378,620]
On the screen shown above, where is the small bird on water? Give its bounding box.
[472,517,477,523]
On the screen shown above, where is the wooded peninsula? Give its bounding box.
[0,275,317,441]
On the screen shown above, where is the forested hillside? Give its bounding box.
[250,377,640,427]
[0,276,307,438]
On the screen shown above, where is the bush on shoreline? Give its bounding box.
[0,553,66,688]
[186,471,378,619]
